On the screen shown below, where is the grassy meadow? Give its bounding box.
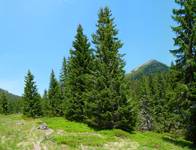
[0,114,195,150]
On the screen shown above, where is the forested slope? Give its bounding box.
[126,60,169,80]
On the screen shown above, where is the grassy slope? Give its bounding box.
[0,114,195,150]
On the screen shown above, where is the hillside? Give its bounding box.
[126,59,169,80]
[0,88,20,101]
[0,114,194,150]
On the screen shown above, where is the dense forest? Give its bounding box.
[0,0,195,145]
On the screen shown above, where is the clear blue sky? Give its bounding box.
[0,0,177,96]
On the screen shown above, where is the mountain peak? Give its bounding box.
[127,60,169,80]
[141,59,162,66]
[147,59,159,63]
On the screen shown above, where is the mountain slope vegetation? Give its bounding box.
[0,0,196,148]
[126,60,169,80]
[0,88,20,101]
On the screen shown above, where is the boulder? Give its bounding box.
[38,123,48,130]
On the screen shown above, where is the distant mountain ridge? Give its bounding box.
[0,88,21,101]
[0,60,168,100]
[126,59,169,80]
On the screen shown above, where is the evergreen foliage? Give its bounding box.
[0,88,20,102]
[170,0,196,84]
[0,89,22,114]
[23,70,42,117]
[1,5,195,145]
[59,57,68,99]
[170,0,196,143]
[126,60,169,80]
[48,70,63,116]
[87,7,135,130]
[41,90,51,116]
[8,98,23,114]
[59,57,69,115]
[137,77,154,131]
[66,24,94,122]
[128,69,191,134]
[0,93,9,114]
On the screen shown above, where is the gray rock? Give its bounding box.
[38,123,48,130]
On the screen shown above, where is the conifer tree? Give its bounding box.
[66,24,94,122]
[159,67,189,133]
[88,7,136,130]
[23,70,42,117]
[59,57,69,114]
[42,89,50,116]
[170,0,196,143]
[59,57,68,98]
[138,77,153,131]
[153,73,167,131]
[171,0,196,84]
[48,70,63,116]
[0,93,9,114]
[43,90,48,101]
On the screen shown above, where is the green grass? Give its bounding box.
[0,114,195,150]
[54,134,108,147]
[42,117,94,132]
[129,131,194,150]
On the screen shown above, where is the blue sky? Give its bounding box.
[0,0,177,96]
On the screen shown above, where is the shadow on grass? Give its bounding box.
[162,136,196,150]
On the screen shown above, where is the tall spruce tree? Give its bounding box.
[66,24,94,122]
[48,70,63,116]
[59,57,68,98]
[170,0,196,143]
[89,7,135,130]
[0,93,9,114]
[170,0,196,83]
[59,57,69,114]
[23,70,42,117]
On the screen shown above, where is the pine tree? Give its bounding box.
[170,0,196,143]
[23,70,42,117]
[66,24,94,122]
[59,57,68,98]
[43,90,48,101]
[0,93,9,114]
[42,89,50,116]
[152,73,167,132]
[157,66,189,134]
[59,57,69,114]
[88,7,136,130]
[170,0,196,84]
[48,70,63,116]
[138,77,153,131]
[189,81,196,144]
